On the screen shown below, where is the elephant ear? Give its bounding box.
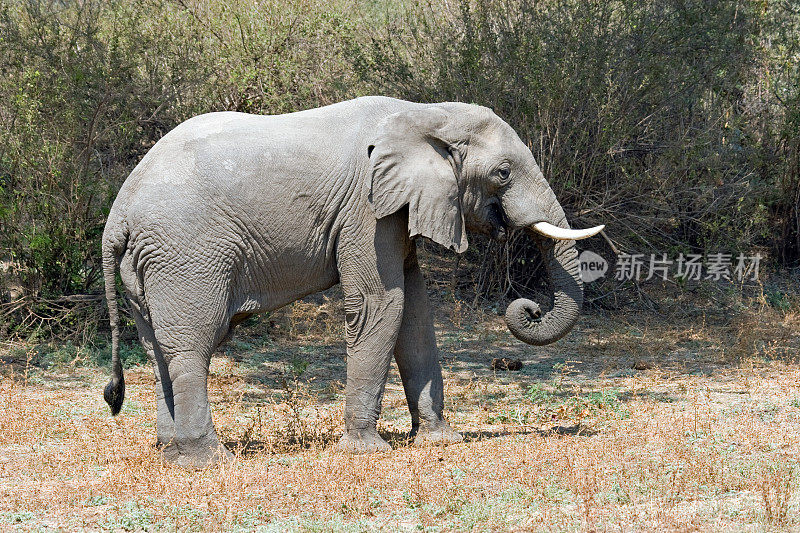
[368,107,468,253]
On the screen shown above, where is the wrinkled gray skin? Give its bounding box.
[102,96,583,467]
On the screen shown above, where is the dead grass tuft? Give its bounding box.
[758,454,795,527]
[287,295,344,341]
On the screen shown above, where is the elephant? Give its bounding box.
[101,96,603,466]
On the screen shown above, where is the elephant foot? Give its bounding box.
[412,421,463,447]
[158,437,234,468]
[336,428,392,454]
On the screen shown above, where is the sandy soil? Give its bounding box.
[1,279,799,531]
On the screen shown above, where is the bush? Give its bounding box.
[0,0,357,339]
[0,0,797,342]
[353,0,800,284]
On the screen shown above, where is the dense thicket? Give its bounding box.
[353,0,800,296]
[0,0,797,338]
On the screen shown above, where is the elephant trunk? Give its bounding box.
[504,235,583,346]
[502,175,588,346]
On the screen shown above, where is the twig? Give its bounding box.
[599,230,621,256]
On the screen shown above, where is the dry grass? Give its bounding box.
[1,282,799,531]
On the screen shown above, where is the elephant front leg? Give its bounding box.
[337,290,405,454]
[395,255,462,446]
[335,215,409,454]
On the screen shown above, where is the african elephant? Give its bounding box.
[102,96,603,466]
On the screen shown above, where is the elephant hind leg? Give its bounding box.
[130,307,176,456]
[151,323,234,467]
[141,266,235,467]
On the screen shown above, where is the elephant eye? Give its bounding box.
[497,167,511,183]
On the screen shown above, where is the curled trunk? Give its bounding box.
[504,236,583,346]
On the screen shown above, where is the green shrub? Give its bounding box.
[353,0,800,289]
[0,0,357,339]
[1,0,798,344]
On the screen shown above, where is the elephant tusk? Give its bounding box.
[532,222,605,241]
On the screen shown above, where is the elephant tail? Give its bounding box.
[102,215,127,416]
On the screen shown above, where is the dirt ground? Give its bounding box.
[1,274,799,531]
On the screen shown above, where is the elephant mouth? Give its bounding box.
[486,201,509,241]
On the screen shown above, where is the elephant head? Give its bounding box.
[368,103,603,346]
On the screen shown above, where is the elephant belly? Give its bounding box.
[230,249,341,316]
